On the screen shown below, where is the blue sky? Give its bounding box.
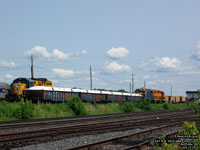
[0,0,200,96]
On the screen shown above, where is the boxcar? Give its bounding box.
[0,82,10,99]
[26,86,142,103]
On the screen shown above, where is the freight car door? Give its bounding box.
[96,94,101,102]
[66,93,71,100]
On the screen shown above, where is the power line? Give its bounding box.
[34,65,51,71]
[0,66,29,71]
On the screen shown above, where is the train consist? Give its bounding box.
[26,86,142,103]
[135,88,186,103]
[2,77,142,103]
[0,77,186,103]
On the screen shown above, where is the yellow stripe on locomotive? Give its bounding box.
[33,80,52,87]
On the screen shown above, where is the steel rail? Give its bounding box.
[67,119,196,150]
[0,113,197,149]
[0,113,196,140]
[0,109,193,131]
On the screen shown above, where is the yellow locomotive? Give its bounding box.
[8,77,52,101]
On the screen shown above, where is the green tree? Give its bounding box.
[66,96,87,116]
[14,99,34,120]
[119,101,136,112]
[136,98,151,110]
[179,121,199,135]
[198,90,200,103]
[162,103,169,110]
[117,89,128,93]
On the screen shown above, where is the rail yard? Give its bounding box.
[0,73,199,149]
[0,109,197,149]
[0,60,199,149]
[1,1,200,149]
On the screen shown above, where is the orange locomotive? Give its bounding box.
[135,88,165,103]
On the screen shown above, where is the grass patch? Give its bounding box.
[119,101,137,112]
[33,102,74,119]
[85,103,123,115]
[136,99,152,110]
[0,99,193,121]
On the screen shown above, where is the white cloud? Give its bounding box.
[0,61,16,69]
[72,50,87,60]
[107,47,129,59]
[105,61,130,73]
[26,45,51,59]
[191,41,200,61]
[178,71,200,75]
[146,81,156,85]
[76,70,90,74]
[5,74,13,79]
[158,79,171,84]
[52,49,69,60]
[25,45,86,61]
[144,75,158,79]
[80,50,87,55]
[140,57,182,72]
[52,68,75,76]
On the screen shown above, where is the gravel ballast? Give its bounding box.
[11,125,181,150]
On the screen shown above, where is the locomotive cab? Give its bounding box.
[8,78,35,101]
[9,83,26,100]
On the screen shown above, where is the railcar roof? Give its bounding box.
[101,91,112,95]
[27,86,52,91]
[0,82,10,89]
[130,93,142,96]
[72,89,87,93]
[26,86,142,97]
[87,90,101,94]
[53,87,72,92]
[122,93,132,96]
[112,92,123,96]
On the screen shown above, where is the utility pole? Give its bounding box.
[132,74,134,93]
[31,55,34,79]
[144,81,146,89]
[171,85,172,97]
[90,65,92,90]
[170,85,172,103]
[129,82,131,93]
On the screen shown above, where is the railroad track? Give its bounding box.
[0,109,193,132]
[67,121,194,150]
[0,110,197,149]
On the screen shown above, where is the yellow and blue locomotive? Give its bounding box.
[8,77,52,101]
